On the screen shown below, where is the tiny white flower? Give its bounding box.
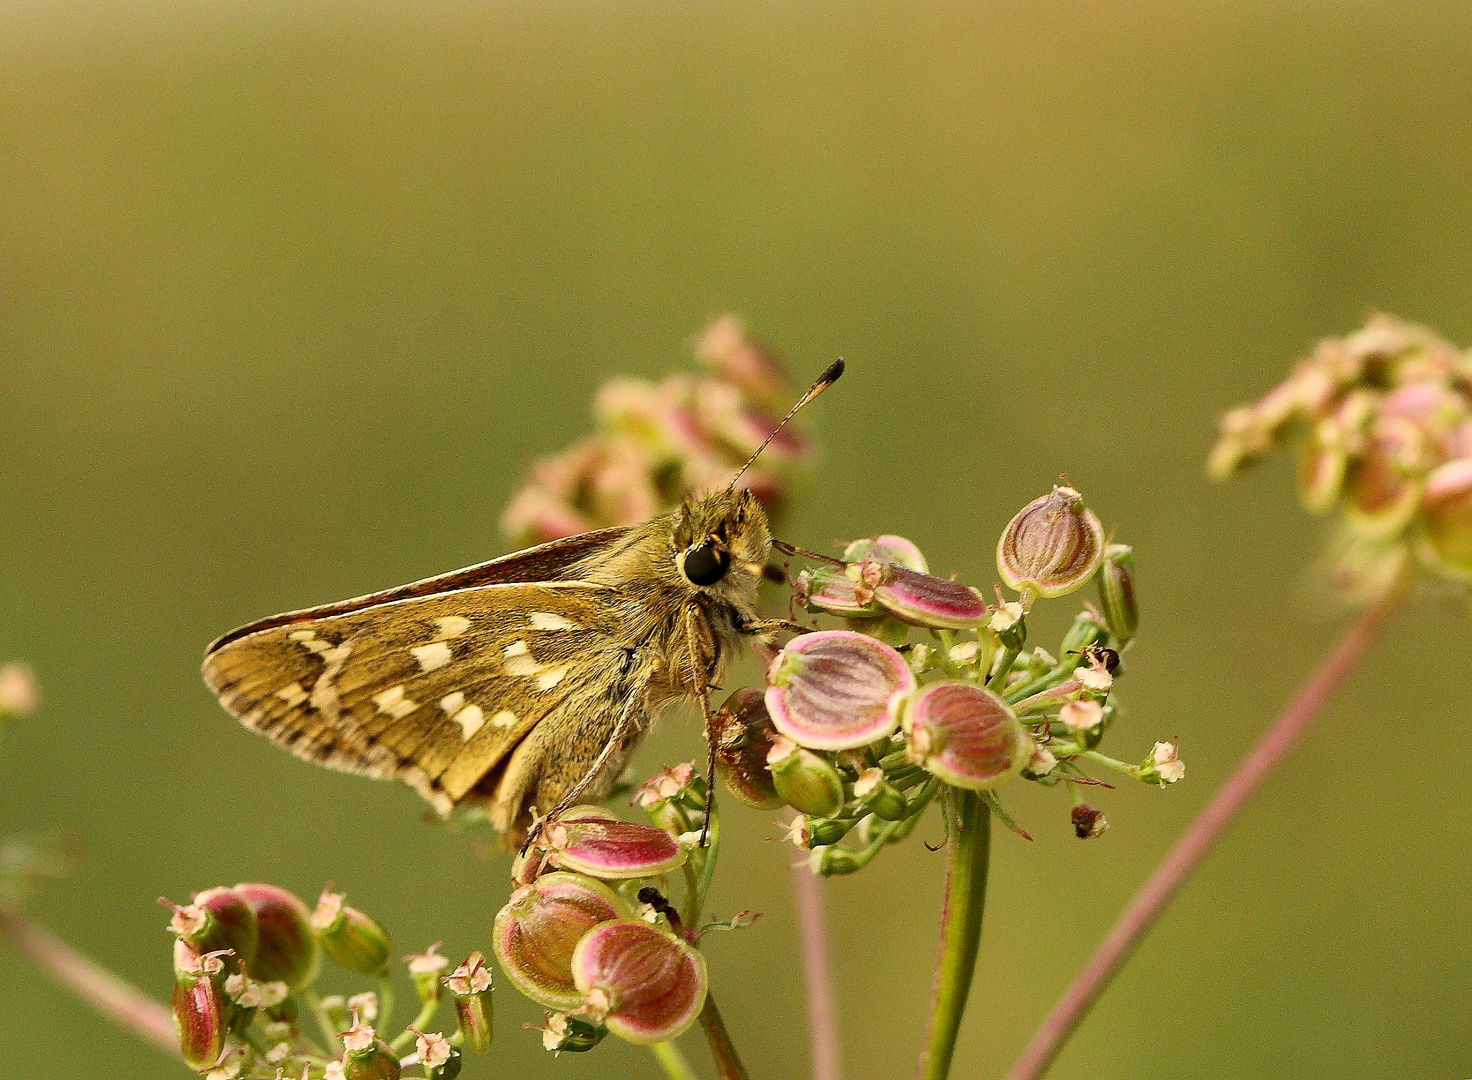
[347,991,378,1023]
[1151,741,1185,784]
[1060,699,1104,732]
[1077,664,1113,692]
[989,602,1024,633]
[416,1031,452,1070]
[947,641,978,664]
[1027,746,1058,776]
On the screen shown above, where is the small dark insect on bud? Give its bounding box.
[1071,804,1109,840]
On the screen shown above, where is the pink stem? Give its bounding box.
[792,860,842,1080]
[0,903,179,1056]
[1005,591,1400,1080]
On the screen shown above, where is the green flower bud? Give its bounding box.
[540,1011,608,1054]
[766,738,845,818]
[807,846,862,876]
[997,486,1106,600]
[443,952,494,1053]
[341,1018,401,1080]
[1095,545,1138,646]
[402,943,450,1006]
[312,888,391,976]
[852,768,906,821]
[1420,458,1472,578]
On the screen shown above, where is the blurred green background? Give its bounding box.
[3,2,1471,1077]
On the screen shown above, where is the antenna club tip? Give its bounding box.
[819,358,845,386]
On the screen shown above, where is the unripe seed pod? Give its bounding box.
[904,682,1028,791]
[808,845,862,876]
[234,883,320,991]
[570,920,707,1044]
[493,872,632,1011]
[766,738,845,818]
[997,486,1106,599]
[1342,416,1425,536]
[765,630,914,751]
[795,565,883,617]
[713,689,783,809]
[786,814,854,848]
[172,946,228,1072]
[165,888,259,972]
[443,952,493,1053]
[872,567,989,629]
[852,768,906,821]
[1420,458,1472,578]
[842,534,928,572]
[403,943,450,1005]
[313,889,392,976]
[1095,545,1138,647]
[544,812,686,880]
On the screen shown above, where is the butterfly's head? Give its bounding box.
[671,487,772,601]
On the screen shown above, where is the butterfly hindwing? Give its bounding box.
[202,580,632,816]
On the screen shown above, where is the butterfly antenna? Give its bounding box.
[727,358,845,492]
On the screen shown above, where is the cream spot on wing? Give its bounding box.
[299,638,333,655]
[502,641,541,678]
[410,641,453,672]
[439,691,466,715]
[434,615,472,640]
[274,682,308,706]
[490,709,517,729]
[372,684,420,719]
[288,630,316,642]
[529,611,577,631]
[310,642,354,721]
[535,666,569,691]
[451,704,484,740]
[503,641,529,657]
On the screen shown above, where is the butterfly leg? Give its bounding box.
[519,691,645,855]
[698,688,719,845]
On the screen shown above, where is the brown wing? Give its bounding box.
[202,580,633,817]
[206,527,631,653]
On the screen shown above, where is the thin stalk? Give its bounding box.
[698,991,751,1080]
[302,987,344,1057]
[389,996,441,1053]
[0,903,178,1056]
[1005,590,1401,1080]
[650,1038,700,1080]
[792,860,842,1080]
[377,973,396,1035]
[915,789,992,1080]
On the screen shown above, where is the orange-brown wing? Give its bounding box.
[202,580,631,815]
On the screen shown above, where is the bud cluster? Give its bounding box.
[1209,313,1472,594]
[501,314,813,546]
[162,883,469,1078]
[730,487,1180,873]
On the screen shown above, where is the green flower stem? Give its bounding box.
[986,648,1021,694]
[301,988,343,1057]
[1079,749,1141,777]
[390,997,442,1053]
[916,789,992,1080]
[376,973,395,1035]
[698,990,751,1080]
[650,1038,700,1080]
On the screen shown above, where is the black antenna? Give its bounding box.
[727,359,845,492]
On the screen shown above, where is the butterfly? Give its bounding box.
[202,361,842,847]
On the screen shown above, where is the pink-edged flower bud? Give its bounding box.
[712,689,783,809]
[794,566,882,618]
[340,1018,401,1080]
[164,887,259,970]
[403,943,450,1005]
[172,945,228,1071]
[1420,457,1472,577]
[873,567,990,629]
[223,971,288,1011]
[766,738,845,818]
[1342,416,1426,536]
[1095,544,1138,647]
[312,888,391,976]
[234,883,320,991]
[0,662,39,719]
[540,1010,609,1054]
[631,762,700,812]
[442,953,493,1053]
[765,630,915,751]
[543,812,686,880]
[569,920,707,1045]
[1023,744,1058,779]
[904,682,1028,791]
[997,486,1106,599]
[1071,803,1109,839]
[492,872,632,1011]
[1059,699,1104,733]
[413,1030,461,1079]
[842,534,928,572]
[1142,740,1185,785]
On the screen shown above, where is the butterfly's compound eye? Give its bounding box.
[682,540,731,586]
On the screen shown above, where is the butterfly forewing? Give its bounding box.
[203,580,630,817]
